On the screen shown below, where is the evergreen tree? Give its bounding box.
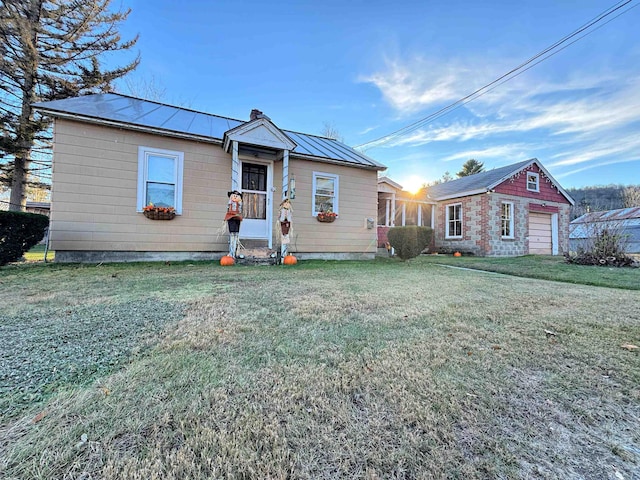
[457,159,485,177]
[0,0,139,211]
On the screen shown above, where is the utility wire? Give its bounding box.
[355,0,637,150]
[364,1,639,149]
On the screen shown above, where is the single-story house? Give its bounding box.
[422,159,574,256]
[33,93,386,262]
[570,207,640,254]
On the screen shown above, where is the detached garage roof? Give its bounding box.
[33,93,386,171]
[425,158,574,204]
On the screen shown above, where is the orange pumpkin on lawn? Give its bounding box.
[220,255,235,266]
[453,252,462,257]
[283,255,297,265]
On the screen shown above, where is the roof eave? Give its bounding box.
[291,152,386,171]
[428,188,489,201]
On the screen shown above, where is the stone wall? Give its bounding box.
[435,192,571,256]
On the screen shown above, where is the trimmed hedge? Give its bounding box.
[0,211,49,266]
[387,226,433,260]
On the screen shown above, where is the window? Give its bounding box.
[137,146,184,214]
[312,172,339,215]
[445,203,462,238]
[242,163,267,220]
[526,172,539,192]
[501,202,514,238]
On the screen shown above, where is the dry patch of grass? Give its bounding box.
[1,260,639,479]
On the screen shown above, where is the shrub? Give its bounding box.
[0,211,49,266]
[565,224,635,267]
[387,226,433,260]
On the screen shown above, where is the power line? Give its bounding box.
[355,0,637,150]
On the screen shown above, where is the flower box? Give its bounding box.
[316,212,337,223]
[142,205,176,220]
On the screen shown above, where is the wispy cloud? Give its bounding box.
[362,54,640,185]
[555,156,640,180]
[358,125,379,135]
[359,56,473,114]
[439,144,532,163]
[361,55,640,146]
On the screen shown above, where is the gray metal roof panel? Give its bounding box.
[571,206,640,224]
[33,93,384,169]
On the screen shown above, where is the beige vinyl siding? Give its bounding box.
[284,159,378,253]
[51,120,379,255]
[51,120,230,252]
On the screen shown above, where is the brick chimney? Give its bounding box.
[250,109,263,121]
[250,109,270,121]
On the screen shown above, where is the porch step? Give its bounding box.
[236,247,277,266]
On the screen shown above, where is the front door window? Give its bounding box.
[242,163,267,220]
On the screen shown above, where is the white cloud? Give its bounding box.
[362,53,640,186]
[548,134,640,168]
[439,144,532,163]
[361,54,640,147]
[554,157,640,180]
[358,125,379,135]
[359,57,473,114]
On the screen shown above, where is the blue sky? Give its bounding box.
[113,0,640,191]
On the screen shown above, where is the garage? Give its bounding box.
[529,212,552,254]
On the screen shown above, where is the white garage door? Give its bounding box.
[529,212,552,254]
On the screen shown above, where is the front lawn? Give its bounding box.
[417,254,640,290]
[1,259,638,479]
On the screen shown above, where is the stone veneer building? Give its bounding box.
[425,159,574,256]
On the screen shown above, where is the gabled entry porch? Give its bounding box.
[222,110,297,249]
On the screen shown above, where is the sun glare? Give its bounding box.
[403,176,424,195]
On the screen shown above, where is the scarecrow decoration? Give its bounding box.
[225,190,243,257]
[278,198,292,258]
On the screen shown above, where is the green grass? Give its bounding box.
[21,244,54,262]
[1,259,639,479]
[417,253,640,290]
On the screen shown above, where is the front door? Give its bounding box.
[241,161,272,242]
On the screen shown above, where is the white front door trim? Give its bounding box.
[240,159,273,248]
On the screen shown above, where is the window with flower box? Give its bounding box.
[312,172,339,216]
[137,146,184,214]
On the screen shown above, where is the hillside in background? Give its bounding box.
[567,185,632,219]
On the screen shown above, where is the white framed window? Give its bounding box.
[445,203,462,238]
[312,172,339,215]
[137,146,184,214]
[526,172,539,192]
[501,202,514,238]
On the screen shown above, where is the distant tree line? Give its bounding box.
[567,185,640,219]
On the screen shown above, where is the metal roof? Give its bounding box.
[570,207,640,253]
[571,206,640,224]
[33,93,386,170]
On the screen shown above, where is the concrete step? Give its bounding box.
[236,247,277,266]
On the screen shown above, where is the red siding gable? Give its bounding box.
[493,163,570,204]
